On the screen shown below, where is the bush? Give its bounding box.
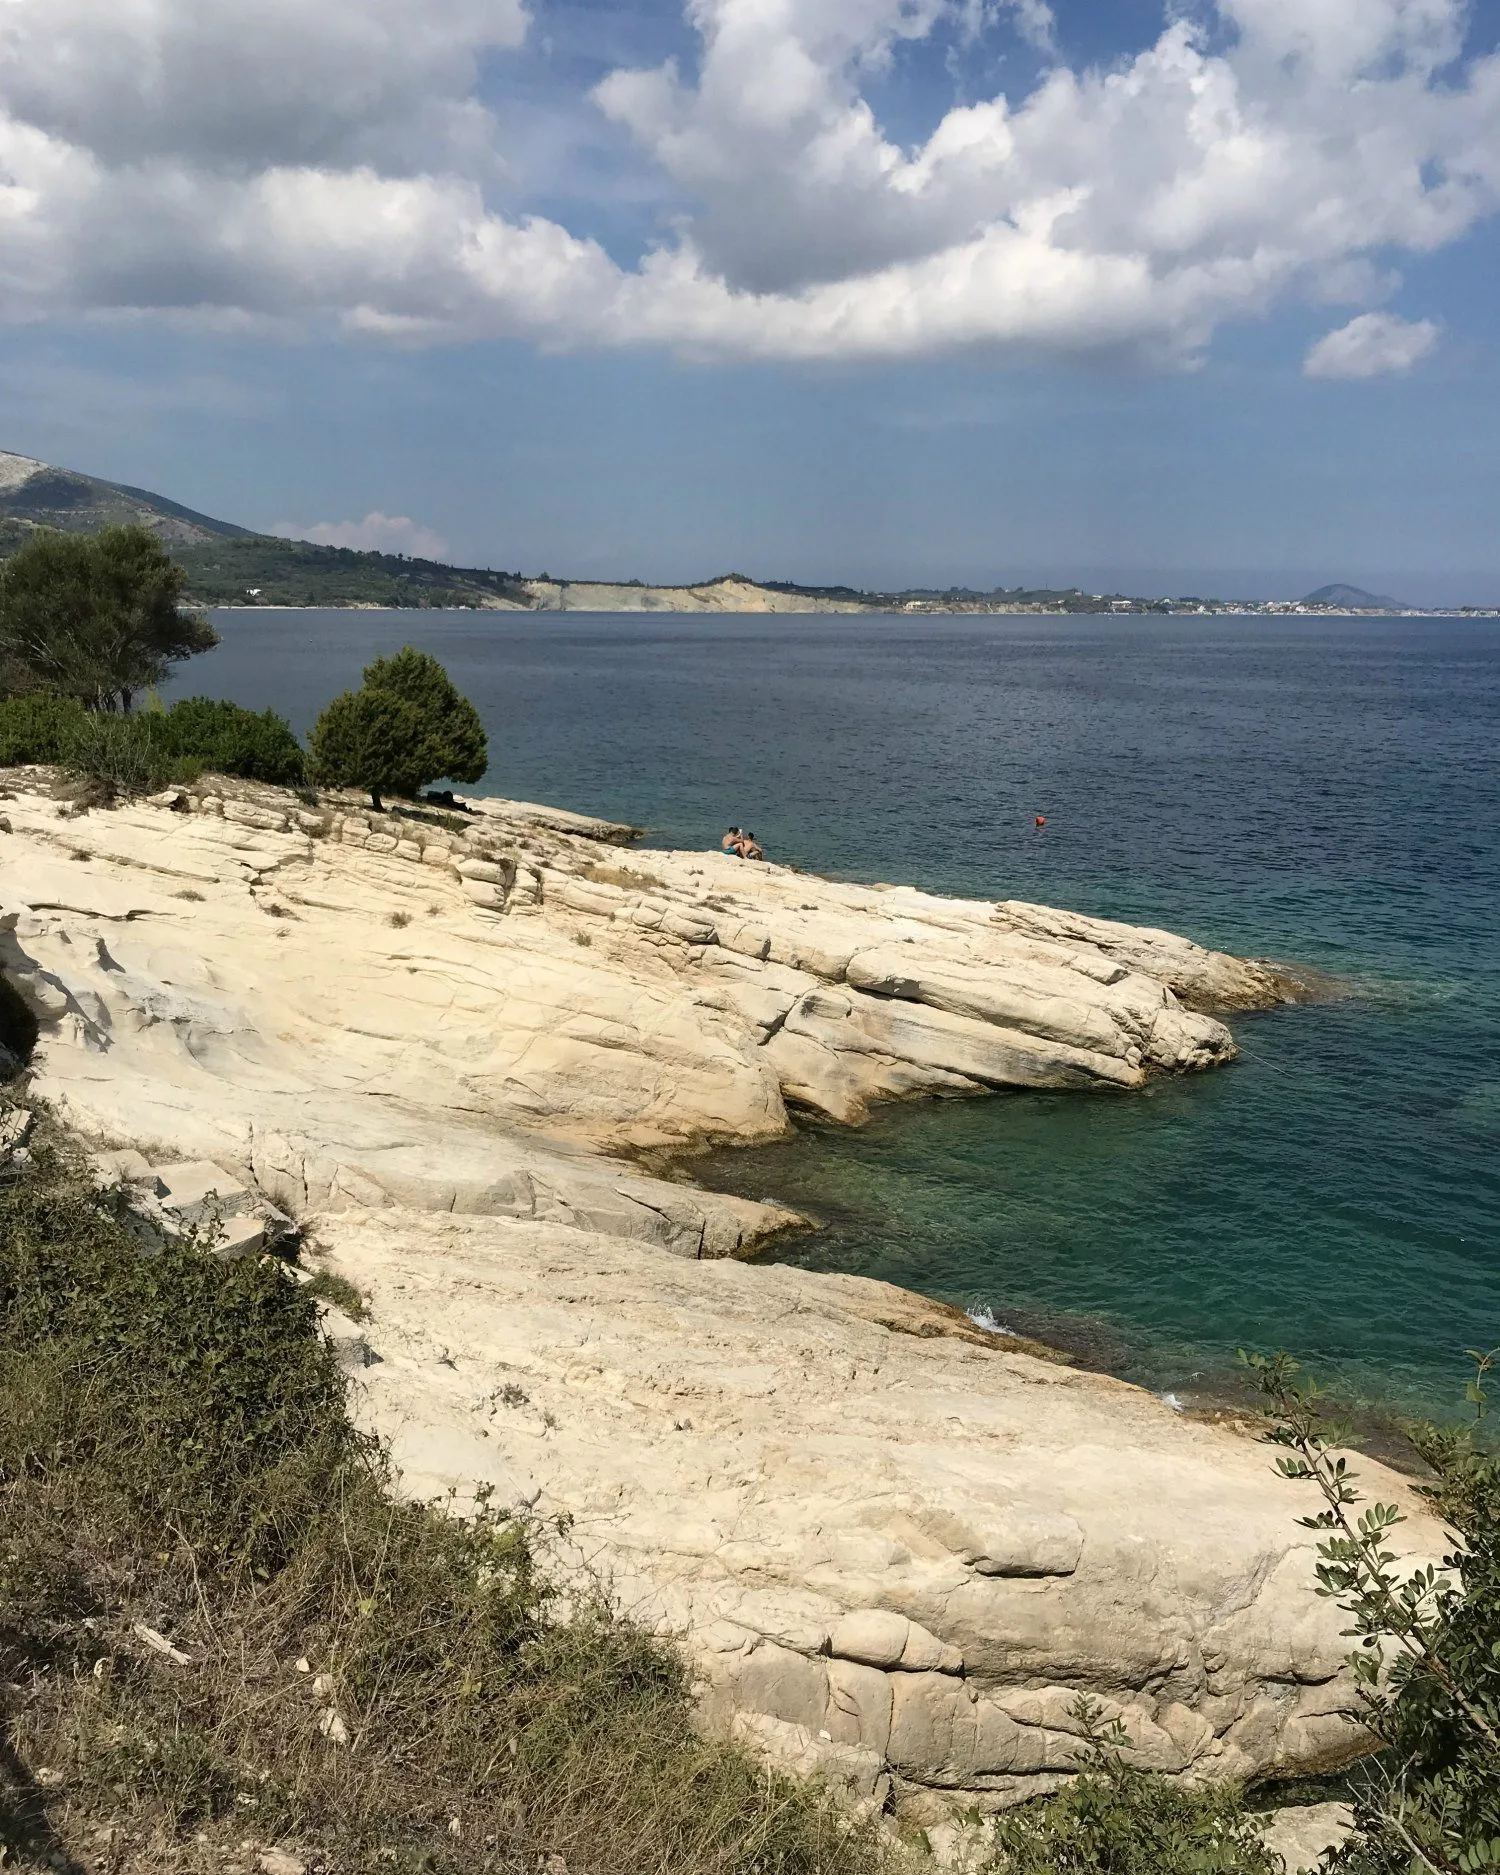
[311,646,486,810]
[153,696,306,786]
[307,686,437,810]
[363,647,487,786]
[0,694,305,794]
[62,710,194,795]
[983,1702,1278,1874]
[1247,1354,1500,1875]
[0,692,87,765]
[0,1125,884,1875]
[0,526,218,710]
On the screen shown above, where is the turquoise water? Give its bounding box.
[177,609,1500,1416]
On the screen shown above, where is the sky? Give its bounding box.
[0,0,1498,600]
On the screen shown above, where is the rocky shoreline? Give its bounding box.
[0,767,1444,1824]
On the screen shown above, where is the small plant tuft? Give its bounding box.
[302,1269,368,1320]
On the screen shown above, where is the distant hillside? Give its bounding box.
[1302,582,1407,611]
[0,449,531,609]
[0,449,251,548]
[172,536,531,610]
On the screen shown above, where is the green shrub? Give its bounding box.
[308,685,436,810]
[311,646,486,810]
[0,1127,884,1875]
[983,1702,1277,1874]
[155,696,306,785]
[0,692,305,793]
[1247,1354,1500,1875]
[0,692,87,765]
[61,709,193,795]
[363,646,487,786]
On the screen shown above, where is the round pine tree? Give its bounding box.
[309,648,487,811]
[362,647,487,786]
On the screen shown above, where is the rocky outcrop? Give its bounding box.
[0,769,1284,1185]
[0,766,1425,1822]
[313,1206,1440,1827]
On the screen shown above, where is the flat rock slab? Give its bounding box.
[315,1204,1445,1818]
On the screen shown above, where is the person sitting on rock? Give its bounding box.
[721,825,744,855]
[740,831,765,861]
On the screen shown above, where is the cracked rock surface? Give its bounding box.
[0,769,1426,1818]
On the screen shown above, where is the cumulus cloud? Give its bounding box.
[274,513,452,558]
[0,0,1494,363]
[1303,311,1441,379]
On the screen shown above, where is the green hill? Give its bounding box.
[0,449,530,610]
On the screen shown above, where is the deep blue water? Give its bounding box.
[173,609,1500,1417]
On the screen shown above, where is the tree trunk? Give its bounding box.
[369,789,384,812]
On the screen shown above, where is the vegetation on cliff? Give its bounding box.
[171,536,530,611]
[0,523,488,803]
[1247,1355,1500,1874]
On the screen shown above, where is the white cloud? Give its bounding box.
[0,0,525,172]
[274,513,453,558]
[1303,311,1441,379]
[0,0,1494,364]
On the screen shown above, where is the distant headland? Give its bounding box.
[2,447,1494,618]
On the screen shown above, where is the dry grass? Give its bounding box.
[387,912,411,929]
[582,863,664,893]
[0,1109,888,1875]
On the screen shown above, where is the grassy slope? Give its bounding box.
[0,1097,887,1875]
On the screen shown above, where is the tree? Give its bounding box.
[0,526,218,710]
[309,647,487,811]
[362,646,487,785]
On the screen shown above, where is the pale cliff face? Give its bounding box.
[0,769,1434,1820]
[522,577,869,613]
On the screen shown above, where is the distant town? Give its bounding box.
[775,580,1500,618]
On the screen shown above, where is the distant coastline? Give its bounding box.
[208,585,1500,618]
[5,445,1498,617]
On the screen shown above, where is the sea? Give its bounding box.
[170,608,1500,1423]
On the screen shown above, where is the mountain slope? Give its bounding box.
[0,449,251,546]
[0,450,531,609]
[1302,582,1407,610]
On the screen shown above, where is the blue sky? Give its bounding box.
[1,0,1498,600]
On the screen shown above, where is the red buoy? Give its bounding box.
[1034,815,1047,828]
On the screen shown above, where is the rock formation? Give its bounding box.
[0,766,1437,1821]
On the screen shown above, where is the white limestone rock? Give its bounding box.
[1259,1801,1355,1872]
[306,1203,1445,1816]
[0,771,1386,1820]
